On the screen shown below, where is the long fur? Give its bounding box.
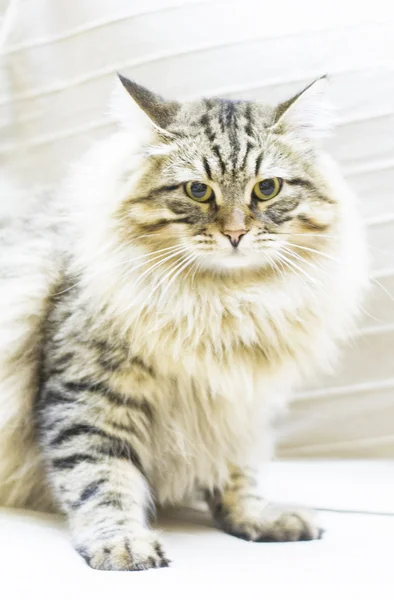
[0,77,368,568]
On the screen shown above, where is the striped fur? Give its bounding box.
[0,77,368,570]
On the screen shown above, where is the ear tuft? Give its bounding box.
[116,73,180,131]
[274,76,335,138]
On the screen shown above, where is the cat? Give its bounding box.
[0,74,368,570]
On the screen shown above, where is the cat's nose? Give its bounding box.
[222,229,248,248]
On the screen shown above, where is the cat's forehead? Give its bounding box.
[165,98,294,183]
[179,97,274,128]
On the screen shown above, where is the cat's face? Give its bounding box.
[117,77,338,275]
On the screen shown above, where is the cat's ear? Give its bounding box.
[114,74,180,132]
[273,76,334,138]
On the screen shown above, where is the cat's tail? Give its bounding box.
[0,183,62,511]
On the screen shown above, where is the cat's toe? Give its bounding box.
[220,505,322,543]
[76,531,170,571]
[256,509,322,542]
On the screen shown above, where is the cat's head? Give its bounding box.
[114,74,338,275]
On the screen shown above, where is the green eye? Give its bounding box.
[253,177,282,201]
[185,181,214,202]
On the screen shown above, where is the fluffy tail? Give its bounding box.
[0,184,61,510]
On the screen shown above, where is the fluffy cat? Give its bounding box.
[0,75,367,570]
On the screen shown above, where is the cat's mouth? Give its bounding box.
[197,244,274,272]
[190,229,284,272]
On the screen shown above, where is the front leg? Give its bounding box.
[206,465,322,542]
[37,379,169,571]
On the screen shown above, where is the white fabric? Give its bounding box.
[1,1,394,457]
[1,461,393,598]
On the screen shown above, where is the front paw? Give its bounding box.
[215,501,323,542]
[76,529,170,571]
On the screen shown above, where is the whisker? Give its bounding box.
[140,254,196,333]
[145,253,195,306]
[357,306,383,324]
[282,242,339,263]
[158,253,199,306]
[114,243,186,271]
[54,241,187,296]
[275,254,304,287]
[181,252,201,284]
[275,232,339,239]
[260,237,389,325]
[280,247,330,280]
[261,230,394,266]
[265,253,283,282]
[189,254,203,285]
[127,249,190,304]
[277,252,319,286]
[119,246,187,288]
[370,275,394,304]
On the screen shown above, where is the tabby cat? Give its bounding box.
[0,74,367,570]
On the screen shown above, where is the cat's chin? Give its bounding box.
[198,250,271,274]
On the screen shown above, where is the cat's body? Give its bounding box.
[0,76,367,569]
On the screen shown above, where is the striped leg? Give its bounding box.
[207,465,322,542]
[37,381,169,571]
[68,460,168,571]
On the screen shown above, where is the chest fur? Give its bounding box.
[73,266,346,503]
[127,278,321,384]
[106,291,307,503]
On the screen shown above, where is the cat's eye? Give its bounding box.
[185,181,214,202]
[253,177,283,201]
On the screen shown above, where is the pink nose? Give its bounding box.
[222,229,248,248]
